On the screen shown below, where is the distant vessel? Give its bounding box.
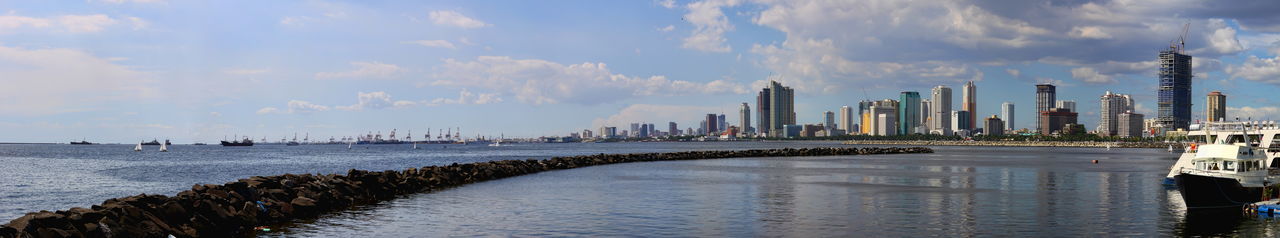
[133,143,142,152]
[141,139,162,146]
[221,137,254,146]
[287,133,301,146]
[69,140,94,145]
[193,143,207,146]
[159,143,168,152]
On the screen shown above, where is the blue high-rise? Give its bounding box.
[1157,48,1192,131]
[898,91,920,135]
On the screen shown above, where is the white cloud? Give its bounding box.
[591,104,721,128]
[1203,18,1245,55]
[405,40,456,49]
[430,56,748,105]
[256,107,280,115]
[336,91,421,110]
[657,0,677,9]
[1228,106,1280,120]
[428,10,490,29]
[658,25,675,32]
[1069,67,1116,84]
[287,100,330,113]
[315,61,403,79]
[1005,68,1021,78]
[0,15,51,32]
[430,89,503,105]
[1069,26,1112,39]
[127,16,149,30]
[1226,55,1280,84]
[681,0,738,53]
[0,45,154,115]
[280,16,309,26]
[57,14,118,33]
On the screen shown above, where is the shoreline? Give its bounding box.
[0,147,931,237]
[841,140,1183,148]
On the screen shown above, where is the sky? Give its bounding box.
[3,0,1280,143]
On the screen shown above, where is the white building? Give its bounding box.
[930,86,952,135]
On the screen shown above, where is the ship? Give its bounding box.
[69,140,94,145]
[141,139,162,146]
[221,137,254,146]
[1169,121,1280,209]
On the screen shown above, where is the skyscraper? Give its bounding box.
[1099,91,1134,136]
[630,123,641,138]
[1055,100,1076,113]
[1118,111,1144,138]
[919,99,931,133]
[1158,47,1193,131]
[756,87,771,136]
[717,114,727,134]
[1035,84,1056,134]
[962,81,977,130]
[1040,108,1077,135]
[823,111,835,136]
[952,110,970,133]
[1001,102,1015,132]
[705,114,718,135]
[739,103,751,136]
[984,115,1005,136]
[1207,91,1226,122]
[931,85,952,135]
[768,81,796,136]
[668,122,678,136]
[899,91,921,135]
[839,106,854,135]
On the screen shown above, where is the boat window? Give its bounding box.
[1225,161,1236,171]
[1270,138,1280,150]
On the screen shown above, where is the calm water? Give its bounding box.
[4,142,1280,236]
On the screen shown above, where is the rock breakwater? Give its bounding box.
[842,140,1181,148]
[0,147,931,238]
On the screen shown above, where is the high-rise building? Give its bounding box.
[638,124,650,138]
[1055,100,1076,113]
[839,106,854,135]
[952,110,970,132]
[739,103,751,136]
[899,91,921,135]
[962,81,977,130]
[859,100,873,134]
[1118,111,1145,138]
[717,114,727,134]
[1035,84,1056,134]
[1001,102,1015,132]
[984,115,1004,136]
[668,122,679,136]
[756,87,772,136]
[919,99,931,133]
[1158,47,1193,131]
[630,123,641,137]
[823,111,835,136]
[705,114,718,134]
[767,81,796,137]
[1207,91,1226,122]
[582,129,593,138]
[1039,108,1077,135]
[931,85,952,135]
[1099,91,1135,136]
[647,123,656,137]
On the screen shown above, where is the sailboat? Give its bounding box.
[413,142,419,149]
[348,141,353,150]
[489,134,503,147]
[133,143,143,152]
[159,143,168,152]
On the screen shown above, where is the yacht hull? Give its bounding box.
[1175,173,1263,209]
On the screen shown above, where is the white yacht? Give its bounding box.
[1166,121,1280,208]
[1164,121,1280,185]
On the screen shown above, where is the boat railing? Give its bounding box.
[1179,167,1271,183]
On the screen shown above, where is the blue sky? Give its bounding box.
[3,0,1280,143]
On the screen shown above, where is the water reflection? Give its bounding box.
[270,146,1280,237]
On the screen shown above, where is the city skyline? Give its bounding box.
[5,1,1280,142]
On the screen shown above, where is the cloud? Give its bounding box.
[430,56,748,105]
[657,0,677,9]
[1005,68,1021,78]
[1069,67,1116,84]
[430,89,503,105]
[428,10,490,29]
[1069,26,1112,39]
[287,100,330,113]
[256,107,280,115]
[0,14,129,33]
[315,61,403,79]
[223,68,270,75]
[336,92,422,110]
[126,16,149,30]
[1226,55,1280,84]
[0,45,154,115]
[1228,106,1280,120]
[405,40,456,49]
[591,104,722,129]
[681,0,738,53]
[658,25,675,32]
[280,16,309,26]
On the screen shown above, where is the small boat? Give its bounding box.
[347,142,353,150]
[70,139,94,145]
[221,138,254,146]
[159,143,168,152]
[141,139,162,146]
[286,141,300,146]
[133,143,142,152]
[193,143,207,145]
[1168,145,1174,153]
[413,143,419,149]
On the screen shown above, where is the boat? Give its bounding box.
[70,140,94,145]
[159,143,168,152]
[221,137,254,146]
[286,141,300,146]
[413,143,419,149]
[1164,121,1280,185]
[133,143,142,152]
[1171,121,1278,209]
[193,143,207,146]
[141,139,162,146]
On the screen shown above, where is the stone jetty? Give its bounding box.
[842,140,1182,148]
[0,147,930,238]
